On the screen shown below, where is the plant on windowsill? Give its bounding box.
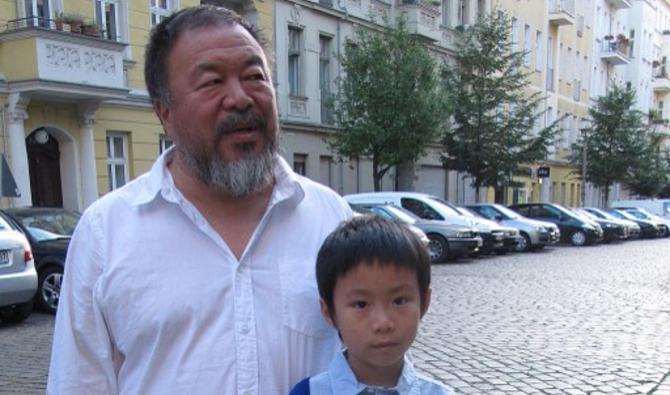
[616,33,629,45]
[603,34,613,41]
[54,12,65,31]
[653,60,661,68]
[63,13,84,33]
[663,30,670,35]
[82,22,100,37]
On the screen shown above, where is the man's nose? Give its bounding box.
[221,79,253,111]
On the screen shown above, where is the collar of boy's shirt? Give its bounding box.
[331,351,418,394]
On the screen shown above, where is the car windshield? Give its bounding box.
[610,209,635,220]
[492,205,520,219]
[627,210,649,220]
[456,207,476,218]
[575,209,597,220]
[382,206,420,224]
[13,210,81,242]
[429,197,464,216]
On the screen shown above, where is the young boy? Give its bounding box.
[289,215,454,394]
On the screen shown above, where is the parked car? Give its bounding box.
[582,207,641,239]
[0,207,81,314]
[571,208,628,243]
[466,203,560,252]
[610,206,670,237]
[509,203,603,246]
[611,199,670,219]
[0,214,37,324]
[606,209,661,239]
[344,192,475,228]
[350,204,482,262]
[455,206,520,255]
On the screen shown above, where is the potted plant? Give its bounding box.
[64,13,84,33]
[604,34,613,41]
[54,12,65,31]
[82,22,99,37]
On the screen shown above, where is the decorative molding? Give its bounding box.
[78,101,100,127]
[289,4,303,26]
[288,97,309,118]
[5,93,30,123]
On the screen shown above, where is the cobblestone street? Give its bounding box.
[413,238,670,394]
[1,238,669,394]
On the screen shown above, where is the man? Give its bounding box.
[47,6,351,394]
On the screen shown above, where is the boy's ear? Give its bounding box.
[420,287,432,318]
[320,299,336,328]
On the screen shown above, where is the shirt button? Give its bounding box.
[240,324,250,334]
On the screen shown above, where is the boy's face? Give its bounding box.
[321,261,431,387]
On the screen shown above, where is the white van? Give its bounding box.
[344,192,475,228]
[611,199,670,219]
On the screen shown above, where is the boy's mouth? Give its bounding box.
[371,341,398,349]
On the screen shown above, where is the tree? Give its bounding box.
[329,17,448,191]
[625,133,670,198]
[571,84,648,205]
[441,10,557,203]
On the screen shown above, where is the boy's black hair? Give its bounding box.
[316,215,431,314]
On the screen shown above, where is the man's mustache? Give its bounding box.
[216,111,267,138]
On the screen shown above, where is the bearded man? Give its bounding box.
[47,6,351,395]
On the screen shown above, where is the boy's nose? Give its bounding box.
[372,309,395,333]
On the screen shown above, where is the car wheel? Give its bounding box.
[661,226,669,238]
[515,233,532,252]
[37,266,63,314]
[570,230,587,246]
[0,301,33,324]
[427,235,448,263]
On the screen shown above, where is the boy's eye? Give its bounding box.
[393,297,409,305]
[352,301,367,309]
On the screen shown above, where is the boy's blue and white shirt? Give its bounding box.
[289,352,454,395]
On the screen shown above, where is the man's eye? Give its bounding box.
[247,73,265,81]
[200,79,221,88]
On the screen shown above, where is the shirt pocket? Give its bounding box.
[278,259,333,338]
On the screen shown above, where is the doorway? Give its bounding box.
[27,128,63,207]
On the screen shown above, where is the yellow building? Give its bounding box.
[0,0,272,211]
[491,0,599,206]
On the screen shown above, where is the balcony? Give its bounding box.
[607,0,632,9]
[548,0,575,26]
[653,66,670,92]
[398,0,442,42]
[0,17,129,100]
[600,39,631,65]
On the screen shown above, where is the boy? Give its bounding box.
[290,215,454,394]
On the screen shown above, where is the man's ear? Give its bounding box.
[153,100,171,133]
[420,287,432,318]
[320,299,337,329]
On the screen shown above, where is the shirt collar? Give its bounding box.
[129,148,305,208]
[329,351,418,395]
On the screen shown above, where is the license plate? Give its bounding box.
[0,250,10,265]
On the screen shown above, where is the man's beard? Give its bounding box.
[177,112,278,197]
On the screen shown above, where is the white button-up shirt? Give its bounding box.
[47,150,352,395]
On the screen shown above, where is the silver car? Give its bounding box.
[466,203,560,252]
[0,215,37,324]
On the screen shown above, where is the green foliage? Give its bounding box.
[330,16,449,191]
[441,9,557,202]
[571,84,648,203]
[624,142,669,198]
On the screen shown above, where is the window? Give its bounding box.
[442,0,451,26]
[558,43,564,81]
[293,153,307,176]
[319,35,333,125]
[567,47,573,82]
[511,18,518,51]
[106,133,129,191]
[562,116,570,149]
[288,27,303,96]
[458,0,467,26]
[524,24,531,66]
[546,36,554,90]
[400,198,443,221]
[535,30,542,71]
[159,134,173,154]
[95,0,119,41]
[25,0,52,27]
[319,155,333,187]
[150,0,172,27]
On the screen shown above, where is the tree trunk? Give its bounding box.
[603,183,610,208]
[494,185,505,204]
[474,179,481,203]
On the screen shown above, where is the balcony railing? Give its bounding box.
[4,17,111,41]
[653,66,670,92]
[654,66,668,79]
[600,39,631,65]
[548,0,576,26]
